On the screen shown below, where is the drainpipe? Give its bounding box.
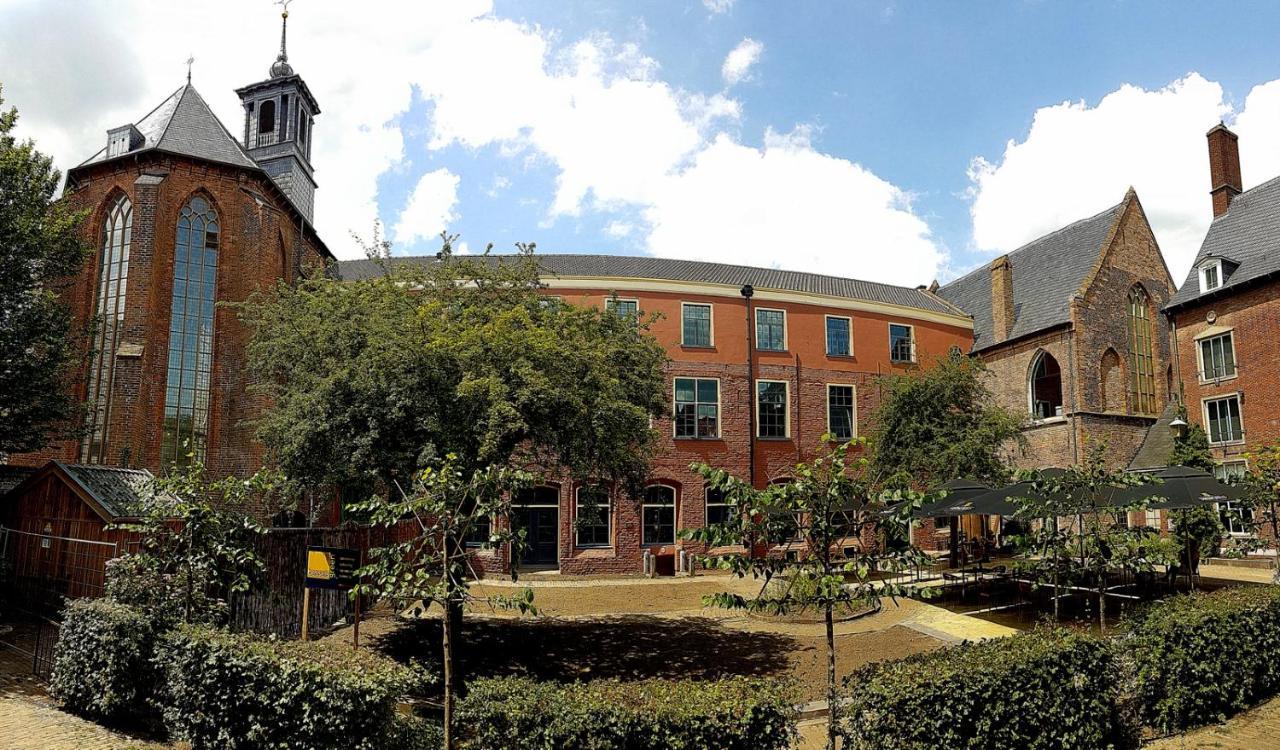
[741,284,756,487]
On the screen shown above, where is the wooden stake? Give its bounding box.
[352,549,363,649]
[301,587,311,642]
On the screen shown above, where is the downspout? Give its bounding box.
[741,285,756,486]
[1169,316,1183,405]
[1067,323,1081,465]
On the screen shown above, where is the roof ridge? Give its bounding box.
[177,84,260,166]
[74,84,186,170]
[151,83,190,152]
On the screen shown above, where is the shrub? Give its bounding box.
[50,599,160,725]
[155,625,428,750]
[841,627,1137,750]
[457,675,798,750]
[1124,585,1280,733]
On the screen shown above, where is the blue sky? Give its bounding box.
[7,0,1280,286]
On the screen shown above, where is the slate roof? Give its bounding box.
[76,84,258,171]
[1166,175,1280,311]
[335,254,969,317]
[936,202,1126,351]
[54,462,169,519]
[1128,402,1181,472]
[0,465,36,497]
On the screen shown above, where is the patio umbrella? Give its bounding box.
[1114,465,1246,510]
[914,478,992,518]
[937,469,1071,517]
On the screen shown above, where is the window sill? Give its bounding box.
[680,344,716,351]
[674,435,723,442]
[756,436,792,441]
[1199,374,1239,386]
[826,353,855,360]
[757,348,788,354]
[1210,440,1246,448]
[890,359,917,366]
[1029,416,1069,426]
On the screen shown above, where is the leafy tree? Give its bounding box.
[869,349,1024,488]
[1167,421,1224,582]
[1236,442,1280,581]
[683,437,933,750]
[1170,422,1216,472]
[108,459,271,625]
[0,84,88,457]
[1010,444,1161,633]
[238,235,669,749]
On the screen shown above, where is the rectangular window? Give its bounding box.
[674,377,720,439]
[1202,263,1221,291]
[605,297,639,317]
[575,486,611,547]
[464,517,491,547]
[755,308,786,351]
[642,485,676,545]
[705,487,733,527]
[826,316,852,356]
[1199,332,1237,380]
[827,384,856,440]
[757,380,789,438]
[1205,395,1244,444]
[1215,461,1252,535]
[1144,510,1161,529]
[889,324,916,363]
[682,303,712,347]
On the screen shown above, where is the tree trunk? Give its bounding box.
[825,604,838,750]
[1097,565,1107,636]
[442,593,456,750]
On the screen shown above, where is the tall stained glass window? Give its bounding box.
[161,196,219,465]
[1128,286,1157,414]
[81,196,133,463]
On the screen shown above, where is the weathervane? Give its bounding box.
[269,0,296,77]
[186,55,195,83]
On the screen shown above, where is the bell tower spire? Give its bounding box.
[235,0,321,221]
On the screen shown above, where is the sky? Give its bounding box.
[5,1,1280,289]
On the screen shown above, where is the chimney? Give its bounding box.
[1207,123,1242,217]
[990,255,1014,343]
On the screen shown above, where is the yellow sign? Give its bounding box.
[304,546,358,590]
[307,549,334,581]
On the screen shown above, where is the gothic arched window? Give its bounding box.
[161,196,219,466]
[1128,285,1157,415]
[1029,350,1063,420]
[81,195,133,463]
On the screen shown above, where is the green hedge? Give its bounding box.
[155,625,429,750]
[457,676,798,750]
[841,628,1137,750]
[50,599,160,725]
[1125,585,1280,733]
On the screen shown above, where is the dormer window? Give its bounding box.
[1200,260,1222,292]
[106,124,143,158]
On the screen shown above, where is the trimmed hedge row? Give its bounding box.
[1125,585,1280,733]
[156,625,431,750]
[841,628,1138,750]
[51,598,161,725]
[458,675,799,750]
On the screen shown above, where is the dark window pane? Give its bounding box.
[826,317,851,356]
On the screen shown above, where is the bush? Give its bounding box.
[155,625,428,750]
[841,627,1137,750]
[1125,585,1280,733]
[458,675,798,750]
[50,599,160,725]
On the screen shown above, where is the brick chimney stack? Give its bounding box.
[990,255,1014,343]
[1207,123,1242,218]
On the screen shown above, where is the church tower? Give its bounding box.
[235,4,321,221]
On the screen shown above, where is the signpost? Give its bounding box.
[302,546,361,646]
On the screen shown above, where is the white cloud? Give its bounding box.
[645,128,941,287]
[604,220,634,238]
[703,0,736,14]
[966,74,1233,283]
[721,38,763,86]
[1232,80,1280,190]
[393,168,461,245]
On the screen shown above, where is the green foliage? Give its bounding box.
[109,459,271,624]
[1169,505,1224,566]
[0,83,89,456]
[51,599,160,725]
[236,236,668,493]
[1169,423,1216,472]
[1124,586,1280,733]
[869,350,1024,489]
[155,625,428,750]
[458,676,799,750]
[841,627,1138,750]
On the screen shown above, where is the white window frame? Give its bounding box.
[705,486,733,527]
[754,307,788,352]
[1199,260,1223,293]
[574,485,612,548]
[755,379,791,439]
[672,376,721,440]
[641,484,678,546]
[1197,330,1238,383]
[825,315,853,357]
[680,302,714,348]
[1215,460,1252,536]
[889,323,917,363]
[826,383,857,441]
[605,297,639,317]
[1202,394,1245,446]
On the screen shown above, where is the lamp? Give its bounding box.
[1169,416,1188,438]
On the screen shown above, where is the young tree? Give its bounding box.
[1167,423,1225,581]
[684,438,932,750]
[108,459,272,625]
[0,84,88,458]
[238,236,668,749]
[1236,443,1280,581]
[1170,422,1217,472]
[869,349,1024,488]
